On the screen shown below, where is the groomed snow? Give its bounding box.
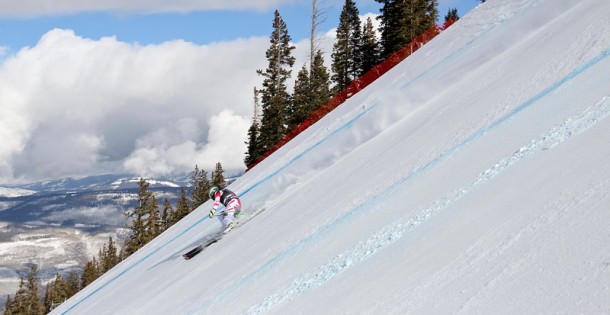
[52,0,610,314]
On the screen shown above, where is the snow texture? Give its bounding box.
[52,0,610,314]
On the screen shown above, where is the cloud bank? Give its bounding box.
[0,9,379,184]
[0,29,269,183]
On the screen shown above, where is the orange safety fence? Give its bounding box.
[247,20,456,171]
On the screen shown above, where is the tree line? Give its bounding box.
[3,163,227,314]
[246,0,460,167]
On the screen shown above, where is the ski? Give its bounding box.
[182,208,267,260]
[183,233,222,260]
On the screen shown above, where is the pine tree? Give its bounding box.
[211,162,225,188]
[360,17,382,75]
[444,7,459,23]
[161,197,173,229]
[25,265,44,315]
[3,295,12,315]
[100,237,120,273]
[289,65,312,130]
[170,188,191,225]
[245,88,263,167]
[124,178,157,255]
[244,121,261,167]
[332,0,362,93]
[81,258,99,288]
[288,51,330,131]
[143,196,161,242]
[190,165,210,209]
[309,50,331,112]
[257,10,296,153]
[12,278,28,314]
[9,278,27,314]
[65,271,80,297]
[375,0,439,59]
[44,274,70,312]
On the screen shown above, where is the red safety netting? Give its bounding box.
[247,20,456,171]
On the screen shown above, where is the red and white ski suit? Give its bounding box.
[212,188,242,228]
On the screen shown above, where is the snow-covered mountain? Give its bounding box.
[10,173,188,193]
[52,0,610,314]
[0,171,244,302]
[0,175,187,303]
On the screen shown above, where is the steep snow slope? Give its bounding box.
[52,0,610,314]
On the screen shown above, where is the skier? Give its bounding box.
[208,186,242,231]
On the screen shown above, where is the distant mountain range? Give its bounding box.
[0,174,192,229]
[0,172,239,301]
[6,173,190,193]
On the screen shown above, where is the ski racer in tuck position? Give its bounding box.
[208,186,242,231]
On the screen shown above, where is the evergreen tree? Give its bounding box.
[332,0,363,93]
[5,266,45,314]
[289,50,330,130]
[244,121,261,167]
[257,10,296,153]
[124,178,157,255]
[81,258,99,288]
[360,17,382,75]
[190,165,210,209]
[170,188,191,225]
[289,64,312,130]
[25,265,44,315]
[161,197,173,229]
[64,271,80,297]
[44,274,70,312]
[245,88,263,167]
[310,50,331,111]
[9,278,27,314]
[375,0,439,59]
[211,162,225,188]
[3,295,12,315]
[444,7,459,22]
[143,196,161,242]
[100,237,120,273]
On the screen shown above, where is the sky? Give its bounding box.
[49,0,610,313]
[0,0,479,185]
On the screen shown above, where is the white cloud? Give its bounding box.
[122,111,250,176]
[0,12,349,184]
[0,0,299,17]
[0,28,268,183]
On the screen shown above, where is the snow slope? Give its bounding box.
[51,0,610,314]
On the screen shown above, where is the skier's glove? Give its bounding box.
[209,209,216,218]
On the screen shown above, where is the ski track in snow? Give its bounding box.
[243,61,610,313]
[453,176,610,314]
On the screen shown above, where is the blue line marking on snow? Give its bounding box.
[239,103,379,198]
